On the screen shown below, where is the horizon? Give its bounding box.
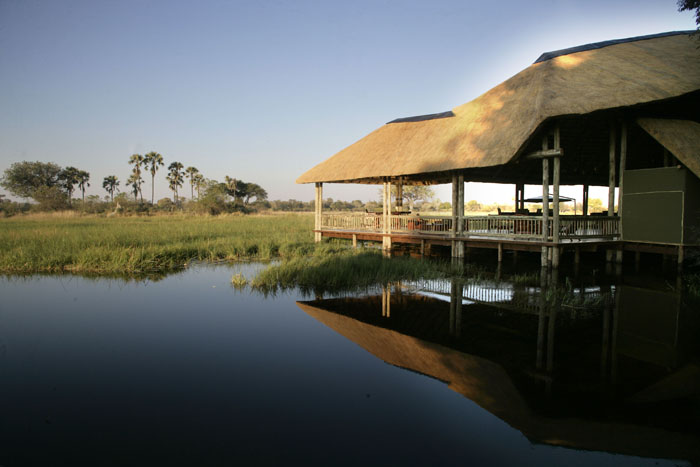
[0,1,695,205]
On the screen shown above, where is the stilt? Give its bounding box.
[574,247,581,266]
[541,134,550,268]
[314,182,323,243]
[497,243,503,262]
[552,126,561,268]
[420,239,425,257]
[352,234,357,248]
[382,181,392,252]
[608,122,616,216]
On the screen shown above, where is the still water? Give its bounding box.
[0,262,697,466]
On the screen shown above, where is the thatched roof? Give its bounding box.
[298,31,700,185]
[637,118,700,179]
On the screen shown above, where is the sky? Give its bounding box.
[0,0,696,205]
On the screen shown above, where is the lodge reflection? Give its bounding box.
[297,273,700,462]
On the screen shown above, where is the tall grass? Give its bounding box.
[0,213,320,273]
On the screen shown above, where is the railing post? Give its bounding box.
[314,182,323,243]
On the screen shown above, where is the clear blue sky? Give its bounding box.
[0,0,695,203]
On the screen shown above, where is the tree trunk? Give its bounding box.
[151,174,155,204]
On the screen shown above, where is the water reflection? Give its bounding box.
[298,271,700,462]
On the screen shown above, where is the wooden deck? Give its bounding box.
[317,213,621,254]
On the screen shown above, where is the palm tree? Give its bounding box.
[77,170,90,202]
[128,154,145,202]
[193,173,205,199]
[126,173,140,201]
[166,161,185,202]
[59,167,80,206]
[185,166,199,200]
[102,175,120,202]
[143,151,164,204]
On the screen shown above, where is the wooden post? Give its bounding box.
[314,182,323,243]
[420,239,425,257]
[382,181,392,251]
[456,175,465,257]
[541,135,550,268]
[608,122,616,217]
[352,234,357,248]
[552,125,561,268]
[617,122,627,263]
[497,243,503,262]
[451,175,458,257]
[582,184,589,216]
[396,180,403,209]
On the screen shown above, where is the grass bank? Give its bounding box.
[250,249,464,296]
[0,213,322,274]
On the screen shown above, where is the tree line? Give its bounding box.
[0,156,269,214]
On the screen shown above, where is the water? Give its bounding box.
[0,262,697,466]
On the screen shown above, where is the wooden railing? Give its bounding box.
[319,213,620,241]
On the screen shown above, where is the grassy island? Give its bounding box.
[0,213,317,274]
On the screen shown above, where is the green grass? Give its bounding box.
[0,213,322,274]
[250,249,465,296]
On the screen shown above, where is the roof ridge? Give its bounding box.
[534,30,695,64]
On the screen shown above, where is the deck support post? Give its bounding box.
[451,175,464,258]
[382,180,392,251]
[352,234,357,248]
[608,122,616,217]
[552,125,561,268]
[541,134,550,268]
[420,239,425,257]
[616,121,627,263]
[497,243,503,263]
[582,184,589,216]
[314,182,323,243]
[396,180,403,209]
[574,247,581,266]
[457,175,465,257]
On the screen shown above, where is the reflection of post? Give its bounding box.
[449,281,456,335]
[600,284,611,381]
[381,284,391,318]
[611,283,619,385]
[536,269,547,370]
[546,272,558,375]
[449,280,463,337]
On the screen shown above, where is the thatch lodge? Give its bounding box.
[297,31,700,267]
